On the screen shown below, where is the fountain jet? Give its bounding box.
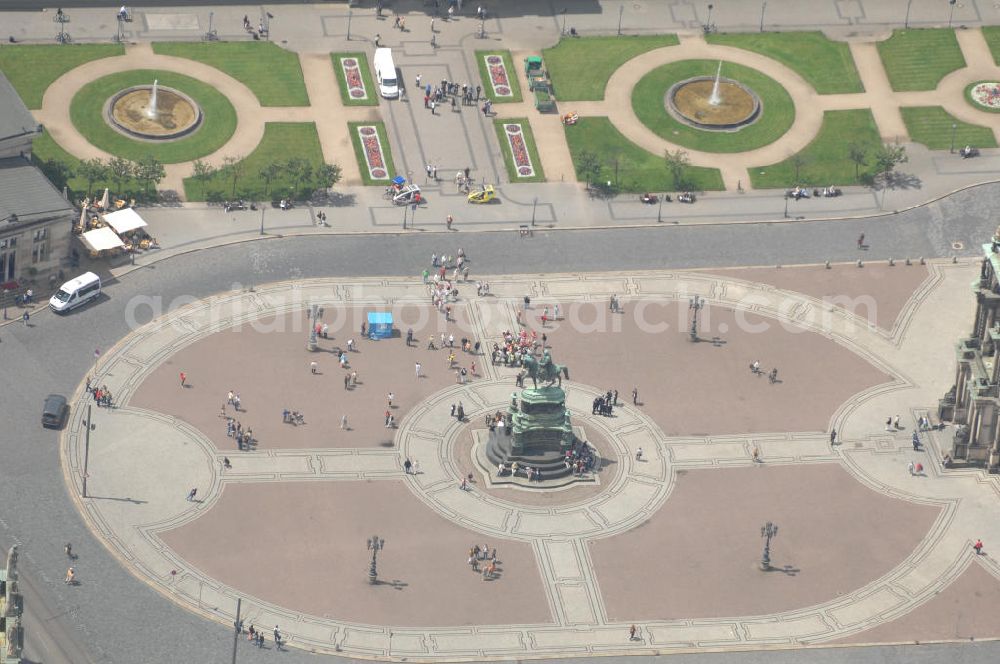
[708,61,722,106]
[145,79,159,119]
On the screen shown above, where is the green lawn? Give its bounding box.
[70,70,237,164]
[706,31,862,94]
[750,109,881,188]
[331,52,379,106]
[981,26,1000,64]
[565,117,724,193]
[183,122,325,201]
[494,119,545,183]
[475,50,522,103]
[0,43,124,109]
[544,35,679,101]
[152,41,308,106]
[31,132,141,201]
[901,106,997,150]
[877,29,965,91]
[632,59,794,153]
[347,121,399,186]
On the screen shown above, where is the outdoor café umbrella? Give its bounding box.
[99,188,110,210]
[79,204,88,228]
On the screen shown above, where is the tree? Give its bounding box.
[874,142,907,183]
[577,151,602,189]
[192,159,215,183]
[135,155,165,197]
[664,149,690,190]
[258,161,282,197]
[848,143,868,182]
[317,163,343,190]
[108,157,134,196]
[222,156,245,198]
[77,158,108,197]
[791,154,810,183]
[283,157,311,200]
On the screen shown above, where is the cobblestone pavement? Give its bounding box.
[55,260,1000,659]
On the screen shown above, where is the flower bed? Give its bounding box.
[970,81,1000,110]
[340,57,369,100]
[503,123,535,177]
[484,54,513,97]
[357,125,389,179]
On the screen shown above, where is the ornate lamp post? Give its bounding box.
[948,0,957,29]
[54,8,71,44]
[688,295,704,342]
[760,521,778,570]
[367,535,385,584]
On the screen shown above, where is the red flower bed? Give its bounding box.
[485,55,513,97]
[340,58,368,100]
[358,126,388,179]
[504,124,534,177]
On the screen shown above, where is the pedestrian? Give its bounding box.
[830,429,837,445]
[374,33,381,47]
[223,457,231,470]
[341,414,348,430]
[65,542,73,559]
[632,386,639,405]
[974,539,984,555]
[415,361,422,377]
[416,73,422,88]
[629,624,637,641]
[180,371,187,387]
[460,477,469,491]
[451,403,456,417]
[432,165,438,180]
[857,232,865,249]
[21,310,28,326]
[752,445,761,463]
[430,17,435,32]
[446,214,453,230]
[274,626,282,650]
[635,447,643,461]
[893,415,900,429]
[908,460,915,475]
[457,401,465,421]
[64,567,75,584]
[310,361,318,374]
[404,458,412,474]
[186,487,197,501]
[385,410,392,427]
[768,368,778,384]
[430,99,436,114]
[387,392,394,407]
[912,432,921,450]
[885,416,893,432]
[613,389,619,405]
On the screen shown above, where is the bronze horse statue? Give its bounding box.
[523,350,570,389]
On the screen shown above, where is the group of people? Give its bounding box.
[565,440,597,475]
[226,418,254,450]
[498,461,545,481]
[592,390,618,417]
[468,543,498,579]
[491,329,538,367]
[85,376,113,408]
[486,410,509,435]
[749,360,779,384]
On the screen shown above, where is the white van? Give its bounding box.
[373,48,399,99]
[49,272,101,313]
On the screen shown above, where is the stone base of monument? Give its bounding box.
[473,427,601,489]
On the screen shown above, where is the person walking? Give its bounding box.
[635,447,643,461]
[186,487,197,501]
[223,457,232,470]
[885,416,893,432]
[415,73,422,89]
[310,361,318,374]
[374,33,381,47]
[629,624,637,641]
[908,460,915,476]
[893,415,900,429]
[632,386,639,405]
[404,458,412,474]
[857,232,865,249]
[830,429,837,445]
[446,214,453,230]
[341,414,348,430]
[65,542,74,560]
[974,539,984,555]
[21,310,28,326]
[415,361,422,378]
[64,567,75,584]
[273,626,282,650]
[180,371,187,387]
[387,392,394,408]
[344,373,350,390]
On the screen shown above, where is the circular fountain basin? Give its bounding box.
[105,85,203,141]
[666,76,761,131]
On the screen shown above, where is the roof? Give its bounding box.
[367,311,393,325]
[0,71,39,143]
[0,157,74,225]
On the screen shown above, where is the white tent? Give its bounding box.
[81,226,125,252]
[103,208,147,234]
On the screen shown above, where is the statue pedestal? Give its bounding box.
[475,427,600,488]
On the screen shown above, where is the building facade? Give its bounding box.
[0,71,73,291]
[942,232,1000,470]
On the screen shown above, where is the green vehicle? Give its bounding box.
[524,56,555,112]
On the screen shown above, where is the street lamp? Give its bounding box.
[82,404,94,497]
[657,193,664,222]
[560,8,568,36]
[760,521,779,570]
[950,122,958,153]
[54,8,70,44]
[783,191,789,218]
[367,535,385,584]
[688,295,704,342]
[904,0,913,29]
[706,3,714,31]
[347,9,353,41]
[759,1,767,32]
[617,4,624,36]
[307,304,319,351]
[948,0,957,29]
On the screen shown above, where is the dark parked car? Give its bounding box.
[42,394,68,429]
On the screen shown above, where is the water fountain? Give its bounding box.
[105,77,203,141]
[666,60,762,131]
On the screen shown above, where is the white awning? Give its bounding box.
[102,208,147,234]
[81,227,125,252]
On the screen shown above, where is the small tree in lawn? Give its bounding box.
[136,155,165,198]
[664,149,690,191]
[192,159,216,194]
[78,158,109,197]
[258,161,282,198]
[317,163,343,191]
[222,156,245,199]
[577,151,601,189]
[791,154,809,184]
[874,142,907,185]
[108,157,134,197]
[283,157,311,200]
[848,143,868,183]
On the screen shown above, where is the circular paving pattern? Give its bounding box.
[70,69,237,163]
[632,59,795,153]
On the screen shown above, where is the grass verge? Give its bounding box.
[901,106,997,150]
[152,41,308,106]
[331,52,379,106]
[347,121,399,186]
[0,43,124,109]
[876,29,965,91]
[543,35,679,101]
[706,31,862,94]
[632,59,794,153]
[750,109,881,188]
[565,117,724,193]
[70,70,237,164]
[183,122,325,201]
[493,118,545,183]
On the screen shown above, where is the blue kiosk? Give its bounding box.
[367,311,393,340]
